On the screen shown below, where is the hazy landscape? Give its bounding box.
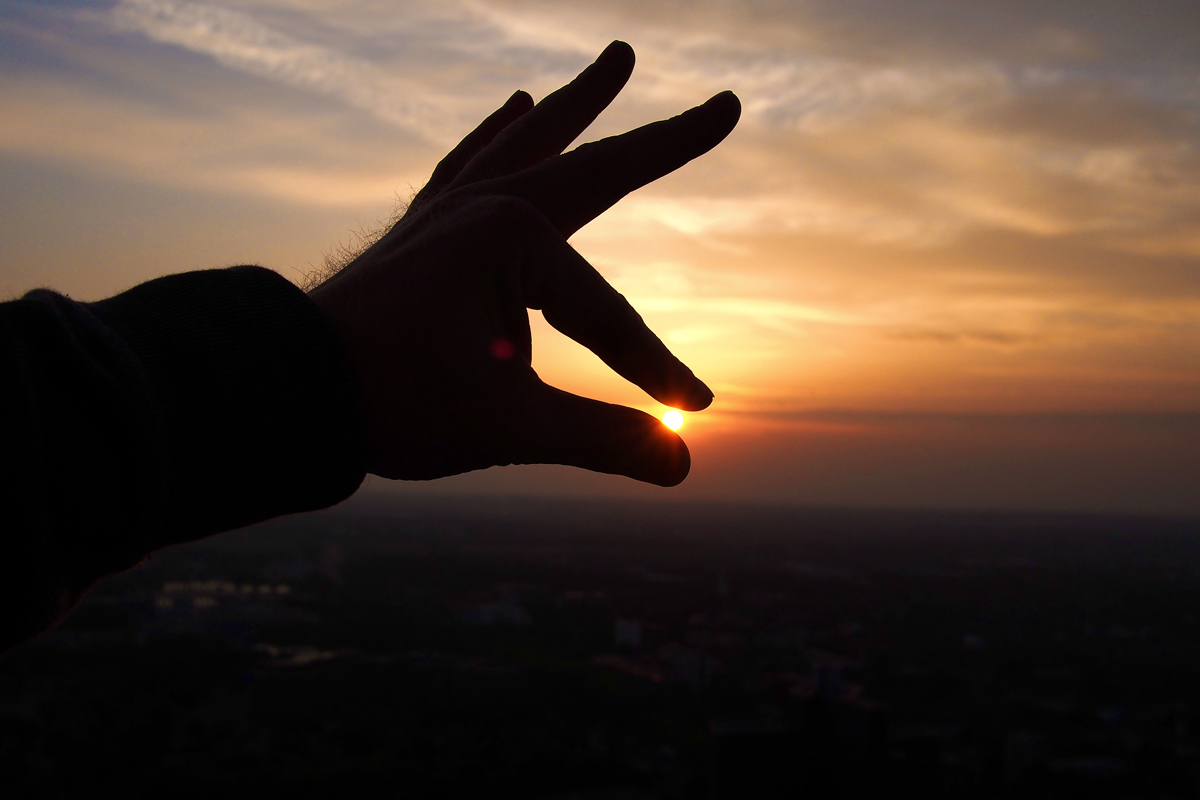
[4,497,1200,797]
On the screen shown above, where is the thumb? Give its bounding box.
[516,382,691,487]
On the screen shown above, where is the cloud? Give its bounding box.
[0,73,416,208]
[590,194,960,247]
[8,0,1191,257]
[104,0,456,138]
[726,408,1200,430]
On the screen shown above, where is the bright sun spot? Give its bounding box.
[662,409,684,431]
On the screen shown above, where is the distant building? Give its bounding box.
[153,579,292,617]
[463,601,531,626]
[614,618,642,648]
[591,654,664,683]
[142,579,310,643]
[660,643,719,687]
[263,556,314,582]
[709,719,804,798]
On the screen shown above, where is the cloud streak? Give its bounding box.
[105,0,455,138]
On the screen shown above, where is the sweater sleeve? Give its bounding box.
[0,266,366,653]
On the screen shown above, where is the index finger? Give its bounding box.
[409,89,534,213]
[448,40,636,189]
[498,200,712,411]
[485,90,741,238]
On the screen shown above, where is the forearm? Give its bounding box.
[0,266,366,652]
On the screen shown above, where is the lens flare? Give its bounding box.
[662,409,684,431]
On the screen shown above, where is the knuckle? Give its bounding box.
[426,192,546,234]
[472,195,545,230]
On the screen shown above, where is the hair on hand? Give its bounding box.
[300,190,413,292]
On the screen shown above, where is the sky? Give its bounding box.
[2,0,1198,514]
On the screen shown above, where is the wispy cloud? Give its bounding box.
[15,0,1189,258]
[105,0,455,138]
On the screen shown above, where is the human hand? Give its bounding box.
[309,41,740,486]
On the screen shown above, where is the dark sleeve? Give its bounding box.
[0,266,366,652]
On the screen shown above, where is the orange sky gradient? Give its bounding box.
[2,0,1198,514]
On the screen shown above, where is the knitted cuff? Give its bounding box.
[86,266,366,548]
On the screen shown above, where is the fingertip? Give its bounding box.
[711,89,741,109]
[507,89,535,112]
[657,380,713,413]
[530,390,691,487]
[683,384,715,412]
[647,427,691,487]
[599,40,635,70]
[705,90,742,128]
[609,410,691,486]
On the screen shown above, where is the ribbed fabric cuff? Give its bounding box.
[87,266,366,548]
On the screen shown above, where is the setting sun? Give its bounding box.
[662,410,684,431]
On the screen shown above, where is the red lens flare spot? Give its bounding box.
[490,338,515,360]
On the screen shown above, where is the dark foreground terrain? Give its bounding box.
[4,496,1200,798]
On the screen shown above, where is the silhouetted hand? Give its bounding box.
[308,41,740,486]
